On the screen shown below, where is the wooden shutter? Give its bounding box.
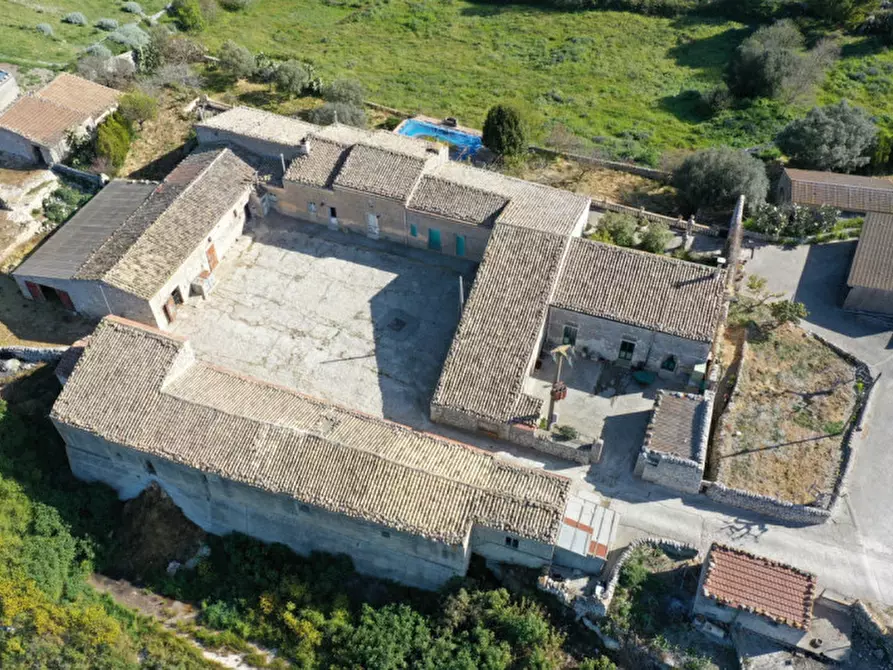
[24,281,45,302]
[206,243,219,270]
[56,289,75,311]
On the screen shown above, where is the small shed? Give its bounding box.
[778,168,893,214]
[552,495,618,574]
[0,69,19,112]
[843,211,893,314]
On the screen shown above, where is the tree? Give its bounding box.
[776,101,877,173]
[307,102,366,127]
[217,40,255,80]
[170,0,206,32]
[482,104,527,157]
[274,60,311,97]
[118,90,158,125]
[95,112,133,172]
[322,79,365,106]
[639,221,673,253]
[672,147,769,212]
[725,20,837,102]
[807,0,875,26]
[769,299,808,327]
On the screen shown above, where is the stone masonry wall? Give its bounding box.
[703,481,831,524]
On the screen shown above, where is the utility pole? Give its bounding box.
[546,344,572,429]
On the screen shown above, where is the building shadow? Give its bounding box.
[127,141,196,182]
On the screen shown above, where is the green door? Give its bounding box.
[455,234,466,257]
[428,228,442,251]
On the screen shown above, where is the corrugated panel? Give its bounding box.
[15,181,157,280]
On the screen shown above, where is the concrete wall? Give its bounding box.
[0,127,39,162]
[196,126,308,160]
[545,307,710,377]
[56,421,474,590]
[843,285,893,316]
[470,524,554,569]
[692,592,806,648]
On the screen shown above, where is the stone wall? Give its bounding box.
[702,481,831,524]
[590,199,714,235]
[505,422,594,464]
[852,601,893,662]
[0,345,67,363]
[528,146,671,182]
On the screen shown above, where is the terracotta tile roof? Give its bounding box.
[52,317,570,545]
[644,391,711,461]
[0,96,86,146]
[35,73,120,119]
[702,544,816,629]
[784,168,893,214]
[284,138,348,187]
[847,212,893,292]
[432,224,570,422]
[552,238,726,342]
[196,106,318,146]
[408,174,509,225]
[333,144,429,200]
[76,148,255,299]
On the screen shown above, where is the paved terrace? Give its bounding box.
[170,214,475,429]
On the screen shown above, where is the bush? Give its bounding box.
[122,1,143,14]
[219,0,252,9]
[555,425,579,441]
[95,17,119,30]
[807,0,874,26]
[85,44,113,59]
[307,102,366,127]
[322,79,365,106]
[162,35,206,64]
[274,60,312,96]
[640,221,673,253]
[42,185,92,225]
[747,203,839,238]
[77,54,136,88]
[863,9,893,45]
[217,40,255,80]
[776,100,877,173]
[119,90,158,125]
[769,299,808,326]
[36,23,54,37]
[95,112,133,172]
[62,12,88,25]
[170,0,206,32]
[482,104,527,157]
[598,212,638,247]
[109,23,150,49]
[672,147,769,212]
[149,63,205,89]
[725,20,838,102]
[699,84,733,116]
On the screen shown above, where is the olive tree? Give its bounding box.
[274,60,311,97]
[776,100,877,173]
[217,40,255,80]
[672,147,769,213]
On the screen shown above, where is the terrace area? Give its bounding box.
[170,214,475,429]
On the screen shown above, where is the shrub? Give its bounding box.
[699,84,733,116]
[776,100,877,173]
[748,203,839,238]
[555,425,579,441]
[77,54,136,88]
[769,299,808,326]
[639,221,673,253]
[109,23,150,49]
[672,147,769,212]
[217,40,255,80]
[85,44,113,59]
[482,104,527,157]
[322,79,364,106]
[863,9,893,45]
[725,20,838,102]
[307,102,366,127]
[42,186,91,224]
[95,17,119,30]
[170,0,206,32]
[599,212,638,247]
[135,30,163,73]
[36,23,54,37]
[122,1,143,14]
[149,63,205,89]
[95,112,133,172]
[62,12,88,25]
[119,89,158,124]
[162,35,206,64]
[274,60,312,96]
[251,52,280,83]
[807,0,874,26]
[219,0,252,9]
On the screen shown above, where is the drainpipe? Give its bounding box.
[98,283,113,316]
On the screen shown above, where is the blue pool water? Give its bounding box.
[397,119,483,160]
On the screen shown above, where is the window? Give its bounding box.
[504,536,519,549]
[144,460,156,475]
[172,287,184,305]
[619,340,635,361]
[329,206,337,218]
[308,202,317,215]
[410,223,418,237]
[562,324,578,346]
[661,355,677,372]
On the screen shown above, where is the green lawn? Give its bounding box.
[0,0,167,66]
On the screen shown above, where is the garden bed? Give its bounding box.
[713,322,858,504]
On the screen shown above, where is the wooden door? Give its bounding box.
[163,296,177,324]
[24,281,44,302]
[56,289,75,311]
[206,243,219,271]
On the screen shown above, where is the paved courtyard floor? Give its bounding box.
[171,214,475,428]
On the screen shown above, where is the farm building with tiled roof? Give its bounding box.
[779,167,893,214]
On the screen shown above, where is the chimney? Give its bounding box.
[298,137,311,156]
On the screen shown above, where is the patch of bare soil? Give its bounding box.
[513,156,680,215]
[715,323,857,504]
[121,90,198,181]
[107,482,207,580]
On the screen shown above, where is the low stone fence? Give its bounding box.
[852,601,893,661]
[0,345,68,363]
[51,164,106,188]
[589,199,716,236]
[702,481,831,524]
[528,146,670,182]
[366,101,412,119]
[505,422,595,465]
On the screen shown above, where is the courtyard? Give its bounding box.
[170,214,475,428]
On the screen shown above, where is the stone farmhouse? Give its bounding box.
[0,73,119,165]
[52,316,572,590]
[14,148,255,327]
[778,167,893,215]
[693,544,817,648]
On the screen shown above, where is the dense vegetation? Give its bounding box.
[0,369,613,669]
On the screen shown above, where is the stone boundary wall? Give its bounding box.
[51,164,105,187]
[589,198,716,235]
[702,481,831,524]
[852,601,893,661]
[505,423,594,465]
[528,146,670,182]
[0,345,68,363]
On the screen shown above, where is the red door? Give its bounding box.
[206,244,218,271]
[163,296,177,324]
[56,289,75,311]
[24,281,45,302]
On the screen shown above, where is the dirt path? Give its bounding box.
[89,574,276,669]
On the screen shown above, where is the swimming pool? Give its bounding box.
[397,119,483,160]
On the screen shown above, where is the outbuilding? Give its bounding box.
[778,167,893,215]
[843,211,893,315]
